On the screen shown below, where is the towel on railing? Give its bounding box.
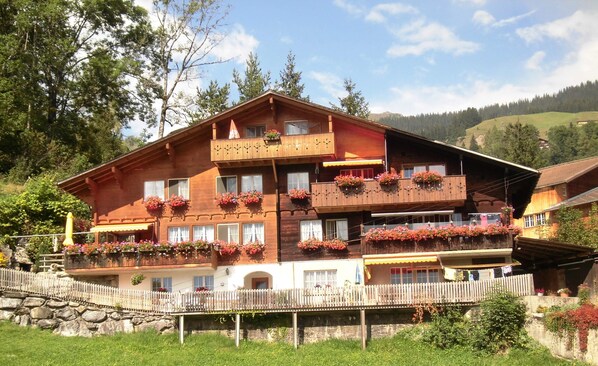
[443,267,457,281]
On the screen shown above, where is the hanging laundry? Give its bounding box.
[472,270,480,281]
[493,268,503,278]
[462,270,470,281]
[502,265,512,277]
[444,267,457,281]
[479,269,492,281]
[456,270,465,281]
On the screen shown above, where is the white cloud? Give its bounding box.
[494,10,536,27]
[210,24,259,64]
[472,10,495,26]
[516,10,592,43]
[333,0,365,16]
[308,71,345,100]
[525,51,546,70]
[387,20,479,57]
[453,0,486,6]
[365,3,418,23]
[280,35,293,44]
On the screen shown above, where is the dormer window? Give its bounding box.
[285,120,310,135]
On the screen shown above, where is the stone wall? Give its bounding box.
[0,290,175,337]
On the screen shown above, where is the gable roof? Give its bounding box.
[536,156,598,189]
[545,186,598,212]
[58,91,539,195]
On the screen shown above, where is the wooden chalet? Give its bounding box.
[58,91,539,294]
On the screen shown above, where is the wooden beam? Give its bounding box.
[212,123,217,140]
[165,143,176,167]
[111,166,124,189]
[270,97,277,124]
[360,309,367,350]
[293,312,298,349]
[179,315,185,344]
[85,177,99,226]
[271,159,278,184]
[328,115,333,133]
[235,313,241,348]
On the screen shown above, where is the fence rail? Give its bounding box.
[0,268,533,314]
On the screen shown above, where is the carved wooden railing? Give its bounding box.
[64,250,215,271]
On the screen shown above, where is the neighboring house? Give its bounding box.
[515,156,598,239]
[58,91,538,293]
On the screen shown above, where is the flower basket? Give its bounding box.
[155,241,174,253]
[192,240,211,253]
[216,192,238,207]
[137,240,156,254]
[323,239,348,251]
[101,242,120,255]
[411,171,443,185]
[120,242,138,253]
[557,288,571,297]
[239,190,263,205]
[144,196,164,211]
[175,241,194,253]
[64,245,81,256]
[263,129,281,141]
[375,172,400,186]
[167,194,189,209]
[243,241,265,255]
[334,175,364,189]
[297,238,324,251]
[535,288,545,296]
[81,243,101,256]
[156,287,168,293]
[288,188,310,201]
[214,240,239,256]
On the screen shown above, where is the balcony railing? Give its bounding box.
[0,268,533,314]
[64,250,216,271]
[210,132,335,166]
[310,176,466,212]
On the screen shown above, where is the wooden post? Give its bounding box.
[360,309,366,350]
[179,315,185,344]
[235,313,241,348]
[292,312,298,349]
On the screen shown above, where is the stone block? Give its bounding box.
[97,320,124,336]
[110,312,121,320]
[0,310,14,321]
[38,319,58,329]
[14,307,30,316]
[23,297,46,307]
[132,317,144,325]
[154,320,173,333]
[30,306,53,319]
[47,300,68,308]
[56,320,92,337]
[82,310,107,323]
[56,308,76,321]
[122,319,134,333]
[0,297,23,309]
[19,314,31,327]
[3,291,27,299]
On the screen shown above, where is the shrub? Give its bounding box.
[422,305,468,349]
[578,283,591,305]
[0,252,8,267]
[130,273,145,286]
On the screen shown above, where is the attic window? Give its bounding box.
[284,120,320,135]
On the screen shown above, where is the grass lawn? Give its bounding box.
[0,321,584,366]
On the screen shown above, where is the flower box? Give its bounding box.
[243,241,265,255]
[81,243,101,256]
[263,129,281,141]
[155,241,174,253]
[323,239,348,251]
[334,175,364,189]
[216,192,238,207]
[167,194,189,208]
[192,240,211,253]
[120,242,138,253]
[175,241,194,253]
[214,240,239,256]
[411,171,443,185]
[64,245,81,256]
[239,190,263,205]
[137,240,156,253]
[288,188,310,200]
[144,196,164,211]
[101,242,120,254]
[375,172,400,186]
[297,238,324,251]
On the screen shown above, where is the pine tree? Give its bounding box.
[547,123,579,164]
[191,80,230,121]
[275,51,308,101]
[331,78,370,119]
[469,135,480,152]
[502,122,545,168]
[232,52,271,103]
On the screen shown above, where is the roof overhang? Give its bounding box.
[322,159,384,167]
[90,223,153,233]
[513,236,596,269]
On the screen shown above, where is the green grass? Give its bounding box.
[0,321,583,366]
[465,111,598,146]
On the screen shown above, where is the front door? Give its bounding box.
[252,277,269,289]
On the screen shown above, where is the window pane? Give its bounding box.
[144,181,164,199]
[242,175,262,192]
[169,179,189,198]
[403,167,414,178]
[246,125,266,138]
[288,172,309,191]
[429,164,446,176]
[285,121,309,135]
[304,270,336,287]
[217,177,237,194]
[413,165,427,173]
[300,220,323,241]
[243,223,264,244]
[218,224,239,243]
[168,227,189,242]
[193,225,214,242]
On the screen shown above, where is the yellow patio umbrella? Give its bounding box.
[63,212,74,246]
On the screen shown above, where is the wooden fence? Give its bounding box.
[0,268,533,314]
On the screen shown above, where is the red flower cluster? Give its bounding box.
[216,192,238,207]
[167,194,189,208]
[264,129,281,139]
[81,243,100,255]
[365,224,519,243]
[243,241,265,255]
[547,304,598,352]
[101,242,120,254]
[375,172,400,186]
[65,240,218,256]
[334,174,364,188]
[239,190,263,205]
[411,171,443,185]
[324,239,348,251]
[288,188,310,200]
[144,196,164,210]
[214,240,239,256]
[297,238,324,251]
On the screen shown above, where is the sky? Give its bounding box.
[131,0,598,137]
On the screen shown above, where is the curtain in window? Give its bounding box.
[217,177,237,194]
[144,181,164,199]
[218,224,239,243]
[168,227,189,242]
[169,179,189,198]
[242,175,262,192]
[335,220,348,240]
[193,275,214,290]
[243,223,264,244]
[288,172,309,191]
[300,220,322,241]
[193,225,214,242]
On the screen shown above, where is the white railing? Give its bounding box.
[0,268,533,314]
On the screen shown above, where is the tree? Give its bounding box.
[148,0,230,138]
[232,52,271,103]
[275,51,308,101]
[189,80,230,121]
[578,122,598,158]
[469,135,480,152]
[547,124,579,164]
[502,122,545,168]
[331,78,370,119]
[553,204,598,249]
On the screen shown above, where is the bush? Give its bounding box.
[471,287,527,353]
[422,305,468,349]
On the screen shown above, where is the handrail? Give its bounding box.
[0,268,533,314]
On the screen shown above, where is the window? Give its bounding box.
[217,223,239,243]
[241,175,263,192]
[390,268,413,285]
[524,215,534,228]
[168,226,189,243]
[193,275,214,291]
[152,277,172,292]
[246,125,266,138]
[325,219,348,240]
[193,225,214,242]
[300,220,323,241]
[535,213,546,226]
[304,270,337,288]
[339,168,374,179]
[288,172,309,191]
[243,223,265,244]
[168,179,189,199]
[144,180,164,199]
[391,268,440,284]
[216,176,237,194]
[285,120,310,135]
[402,164,446,178]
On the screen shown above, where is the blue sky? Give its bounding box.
[133,0,598,137]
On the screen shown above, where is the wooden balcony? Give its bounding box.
[210,132,335,167]
[310,175,467,213]
[361,233,514,256]
[64,250,216,272]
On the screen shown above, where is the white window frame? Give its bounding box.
[304,270,337,288]
[524,215,534,228]
[216,175,237,194]
[535,213,546,226]
[284,120,310,135]
[193,275,214,291]
[193,225,214,242]
[151,277,172,292]
[325,219,348,240]
[288,172,310,191]
[241,175,263,192]
[217,223,239,243]
[245,125,266,138]
[243,222,265,244]
[300,220,323,241]
[168,178,189,199]
[167,226,190,243]
[144,180,164,199]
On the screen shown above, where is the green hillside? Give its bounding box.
[464,111,598,147]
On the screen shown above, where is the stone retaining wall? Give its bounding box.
[0,290,175,337]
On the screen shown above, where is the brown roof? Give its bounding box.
[545,186,598,211]
[537,156,598,188]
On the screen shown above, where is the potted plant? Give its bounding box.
[101,242,120,255]
[176,241,194,253]
[64,245,81,256]
[243,241,265,255]
[375,171,400,186]
[288,188,310,201]
[156,241,174,253]
[130,273,145,286]
[239,190,263,205]
[81,243,101,256]
[263,129,281,141]
[557,288,571,297]
[216,192,238,207]
[297,238,324,251]
[120,241,138,253]
[137,240,156,254]
[167,194,189,208]
[535,288,545,296]
[323,239,348,251]
[214,240,239,256]
[144,196,164,211]
[192,240,211,254]
[334,174,364,189]
[411,171,443,185]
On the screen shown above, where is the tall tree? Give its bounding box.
[553,204,598,249]
[502,122,545,168]
[148,0,230,138]
[232,52,271,103]
[275,51,308,101]
[547,124,579,164]
[331,78,370,119]
[578,122,598,158]
[189,80,230,122]
[469,135,480,152]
